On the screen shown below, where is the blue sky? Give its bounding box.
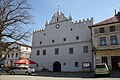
[26,0,120,45]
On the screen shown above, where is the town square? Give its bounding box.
[0,0,120,80]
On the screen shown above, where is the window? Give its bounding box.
[70,28,73,31]
[29,54,31,58]
[63,38,66,41]
[63,63,66,65]
[36,50,40,55]
[55,48,59,55]
[55,24,60,29]
[52,40,55,43]
[76,36,79,40]
[75,62,79,67]
[44,33,46,36]
[57,17,58,22]
[12,53,14,58]
[16,53,18,58]
[99,27,105,33]
[69,47,73,54]
[40,41,42,44]
[110,26,115,32]
[100,37,107,46]
[110,35,118,45]
[23,67,28,69]
[43,49,46,55]
[36,64,39,67]
[26,47,28,50]
[83,46,89,53]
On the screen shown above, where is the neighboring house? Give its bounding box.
[4,42,31,67]
[31,10,93,72]
[89,12,120,70]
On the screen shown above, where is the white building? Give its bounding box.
[5,42,31,67]
[31,11,93,72]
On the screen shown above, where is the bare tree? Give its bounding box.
[0,0,33,60]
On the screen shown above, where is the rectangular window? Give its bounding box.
[36,50,40,55]
[83,46,89,53]
[100,37,107,46]
[110,26,115,32]
[52,40,55,43]
[16,53,18,58]
[26,47,28,50]
[75,62,79,67]
[43,49,46,55]
[99,27,105,33]
[110,35,118,45]
[63,38,66,41]
[55,48,59,55]
[69,47,73,54]
[76,36,79,40]
[40,41,42,44]
[36,64,39,67]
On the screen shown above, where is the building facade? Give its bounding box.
[31,11,93,72]
[89,12,120,70]
[5,42,31,67]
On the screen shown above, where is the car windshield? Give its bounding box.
[96,65,106,68]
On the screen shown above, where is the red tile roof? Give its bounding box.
[90,12,120,27]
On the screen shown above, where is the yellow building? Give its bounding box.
[89,12,120,70]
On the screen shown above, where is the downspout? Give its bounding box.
[89,27,94,71]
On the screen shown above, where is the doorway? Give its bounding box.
[53,61,61,72]
[111,56,120,70]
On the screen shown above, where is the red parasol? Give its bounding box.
[15,59,37,64]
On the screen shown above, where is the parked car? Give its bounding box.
[10,67,35,75]
[94,63,110,77]
[4,67,18,73]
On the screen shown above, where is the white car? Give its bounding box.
[10,67,35,75]
[94,63,110,77]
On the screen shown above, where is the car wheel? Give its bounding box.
[25,71,30,75]
[10,71,15,75]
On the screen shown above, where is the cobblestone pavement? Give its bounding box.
[0,71,120,80]
[0,75,120,80]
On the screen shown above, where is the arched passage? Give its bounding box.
[53,61,61,72]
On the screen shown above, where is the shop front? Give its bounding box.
[95,49,120,70]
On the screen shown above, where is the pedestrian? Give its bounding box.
[0,65,4,75]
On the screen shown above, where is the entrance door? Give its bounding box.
[53,61,61,72]
[111,56,120,70]
[101,57,108,65]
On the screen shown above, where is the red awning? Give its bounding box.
[15,59,37,64]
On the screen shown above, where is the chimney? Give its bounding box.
[116,12,120,21]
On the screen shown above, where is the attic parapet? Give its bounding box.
[73,17,93,24]
[33,28,45,33]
